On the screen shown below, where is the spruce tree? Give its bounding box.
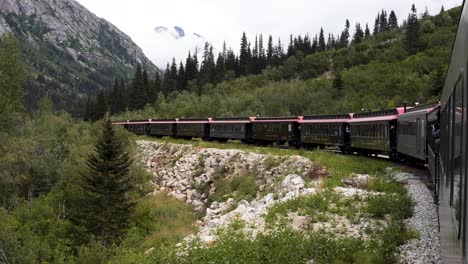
[379,10,388,32]
[373,14,380,35]
[93,90,107,120]
[339,20,350,47]
[353,23,364,44]
[177,62,186,91]
[78,113,133,246]
[364,23,371,38]
[431,67,445,96]
[389,11,398,29]
[239,32,251,75]
[128,65,147,110]
[258,34,266,71]
[318,28,326,52]
[215,52,225,83]
[267,35,274,66]
[287,35,294,57]
[404,4,422,54]
[311,35,318,53]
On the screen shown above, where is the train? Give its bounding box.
[114,1,468,262]
[113,105,435,163]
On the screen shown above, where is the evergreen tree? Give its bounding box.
[109,80,124,115]
[422,6,430,18]
[353,23,364,44]
[373,14,380,35]
[215,52,226,83]
[364,23,371,38]
[93,90,107,120]
[404,4,422,54]
[151,71,161,103]
[311,35,318,53]
[239,32,251,75]
[389,11,398,29]
[267,35,274,66]
[379,10,388,32]
[252,35,259,74]
[78,113,133,246]
[258,34,266,72]
[177,62,186,91]
[339,20,350,47]
[318,28,326,52]
[128,65,147,110]
[170,58,178,90]
[0,33,24,130]
[142,70,150,104]
[162,63,174,96]
[199,42,216,85]
[440,6,445,14]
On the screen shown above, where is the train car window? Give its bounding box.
[452,77,464,234]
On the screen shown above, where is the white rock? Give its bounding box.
[238,200,250,207]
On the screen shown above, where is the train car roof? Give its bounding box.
[252,116,302,123]
[150,118,177,124]
[398,103,440,117]
[177,118,211,124]
[349,108,404,123]
[300,113,351,123]
[441,2,467,107]
[211,117,254,123]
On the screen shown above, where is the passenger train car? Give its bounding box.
[114,1,468,262]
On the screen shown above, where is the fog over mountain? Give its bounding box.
[147,25,211,68]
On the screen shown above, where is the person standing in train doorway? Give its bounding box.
[344,124,351,152]
[390,124,397,153]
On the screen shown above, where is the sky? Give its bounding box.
[75,0,461,68]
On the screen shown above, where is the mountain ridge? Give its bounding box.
[0,0,157,112]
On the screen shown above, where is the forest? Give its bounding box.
[83,5,459,121]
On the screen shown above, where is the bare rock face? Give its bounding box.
[136,140,328,213]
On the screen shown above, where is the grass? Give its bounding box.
[131,194,198,247]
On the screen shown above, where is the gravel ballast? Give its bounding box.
[395,172,441,264]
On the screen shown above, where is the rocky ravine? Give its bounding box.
[137,140,440,262]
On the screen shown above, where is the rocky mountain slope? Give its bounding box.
[136,140,440,263]
[0,0,157,111]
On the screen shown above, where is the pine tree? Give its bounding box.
[128,65,147,110]
[0,33,24,129]
[215,52,226,83]
[353,23,364,44]
[239,32,251,75]
[373,14,380,35]
[199,42,215,85]
[389,11,398,29]
[151,72,161,103]
[287,35,294,57]
[404,4,422,54]
[267,35,274,66]
[379,10,388,32]
[339,20,350,47]
[364,23,371,38]
[78,113,133,246]
[311,35,318,53]
[162,63,174,96]
[93,90,107,120]
[318,28,326,52]
[177,62,185,91]
[142,70,150,104]
[258,34,266,72]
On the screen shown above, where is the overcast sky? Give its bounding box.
[75,0,461,68]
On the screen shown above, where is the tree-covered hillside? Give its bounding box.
[106,5,459,120]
